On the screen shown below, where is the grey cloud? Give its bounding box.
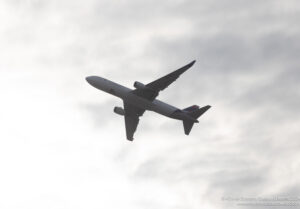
[147,31,300,74]
[208,168,269,196]
[132,144,271,205]
[130,27,300,208]
[82,99,121,127]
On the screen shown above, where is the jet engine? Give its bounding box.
[114,106,125,116]
[133,81,146,89]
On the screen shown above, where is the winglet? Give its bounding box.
[190,60,196,66]
[178,60,196,73]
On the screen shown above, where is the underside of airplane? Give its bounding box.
[86,60,211,141]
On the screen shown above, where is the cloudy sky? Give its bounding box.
[1,0,300,208]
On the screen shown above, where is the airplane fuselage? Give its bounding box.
[86,76,180,118]
[85,60,211,141]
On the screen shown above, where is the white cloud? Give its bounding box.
[1,0,300,208]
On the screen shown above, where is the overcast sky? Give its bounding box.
[1,0,300,208]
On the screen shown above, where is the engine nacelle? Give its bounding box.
[114,106,125,116]
[133,81,146,89]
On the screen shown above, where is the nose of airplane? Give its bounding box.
[86,76,96,84]
[85,76,92,82]
[85,76,99,87]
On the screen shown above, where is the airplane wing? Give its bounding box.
[123,102,145,141]
[132,60,196,101]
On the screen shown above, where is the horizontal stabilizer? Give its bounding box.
[189,105,211,119]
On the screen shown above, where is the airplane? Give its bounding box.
[86,60,211,141]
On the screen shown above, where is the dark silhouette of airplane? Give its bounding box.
[86,60,211,141]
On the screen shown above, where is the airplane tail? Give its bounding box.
[182,105,211,135]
